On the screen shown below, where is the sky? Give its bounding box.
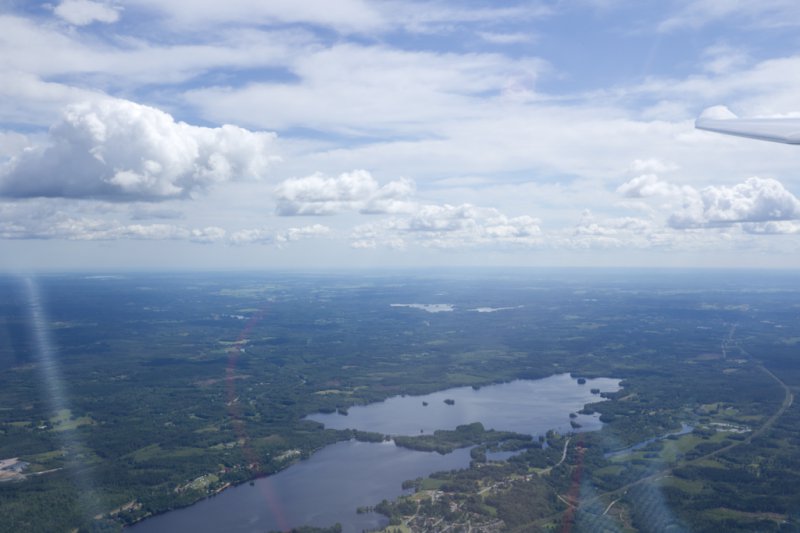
[3,0,800,271]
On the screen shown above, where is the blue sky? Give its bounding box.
[2,0,800,270]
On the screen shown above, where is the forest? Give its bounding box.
[1,269,800,532]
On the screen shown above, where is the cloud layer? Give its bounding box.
[4,1,800,267]
[0,198,330,245]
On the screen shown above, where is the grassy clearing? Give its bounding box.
[23,449,65,463]
[163,447,206,459]
[185,473,219,491]
[209,439,243,450]
[704,507,786,523]
[129,444,162,462]
[736,414,764,422]
[658,476,705,495]
[690,458,725,469]
[610,430,731,464]
[127,444,207,462]
[594,464,624,477]
[49,409,93,432]
[452,349,506,362]
[420,478,446,490]
[658,435,705,462]
[257,434,285,445]
[444,373,484,385]
[379,525,412,533]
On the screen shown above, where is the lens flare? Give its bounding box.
[24,276,101,522]
[226,308,290,531]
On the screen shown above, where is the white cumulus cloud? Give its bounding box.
[669,177,800,228]
[276,223,332,243]
[229,224,331,245]
[742,220,800,234]
[274,170,415,215]
[563,210,660,249]
[617,174,688,198]
[0,99,278,201]
[617,174,800,229]
[351,203,541,249]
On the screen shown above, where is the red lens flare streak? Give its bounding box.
[225,308,290,532]
[559,438,585,533]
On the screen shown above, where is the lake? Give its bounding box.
[130,374,620,533]
[308,373,621,437]
[128,440,471,533]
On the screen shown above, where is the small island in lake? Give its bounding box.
[444,398,455,405]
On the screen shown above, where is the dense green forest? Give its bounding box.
[1,270,800,532]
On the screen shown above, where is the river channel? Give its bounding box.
[129,374,620,533]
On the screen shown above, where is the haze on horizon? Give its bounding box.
[2,0,800,271]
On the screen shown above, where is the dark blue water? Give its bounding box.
[129,440,472,533]
[485,450,519,461]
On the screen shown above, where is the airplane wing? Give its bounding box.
[696,106,800,144]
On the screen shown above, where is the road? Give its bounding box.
[554,437,571,468]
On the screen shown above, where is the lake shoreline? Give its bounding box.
[127,373,620,532]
